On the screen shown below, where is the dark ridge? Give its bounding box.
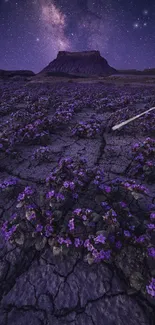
[46,71,87,78]
[0,69,35,79]
[118,69,155,75]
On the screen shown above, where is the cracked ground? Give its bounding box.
[0,78,155,325]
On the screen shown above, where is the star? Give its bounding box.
[133,22,139,28]
[143,10,148,15]
[143,22,147,26]
[36,37,40,42]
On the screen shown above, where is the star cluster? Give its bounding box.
[0,0,155,72]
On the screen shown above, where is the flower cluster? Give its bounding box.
[93,176,148,200]
[1,213,18,240]
[13,118,51,145]
[129,138,155,182]
[31,146,53,163]
[46,157,91,208]
[17,186,35,207]
[0,177,19,191]
[123,180,148,194]
[71,117,101,138]
[52,105,74,125]
[146,210,155,233]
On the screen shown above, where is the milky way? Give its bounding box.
[0,0,155,72]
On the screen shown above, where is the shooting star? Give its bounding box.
[112,107,155,131]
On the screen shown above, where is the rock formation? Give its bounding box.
[39,50,117,77]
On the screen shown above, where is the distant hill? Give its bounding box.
[0,69,35,79]
[118,69,155,75]
[38,51,117,77]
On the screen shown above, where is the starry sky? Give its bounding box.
[0,0,155,73]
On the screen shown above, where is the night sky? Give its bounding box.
[0,0,155,73]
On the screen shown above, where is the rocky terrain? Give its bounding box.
[39,51,117,77]
[0,77,155,325]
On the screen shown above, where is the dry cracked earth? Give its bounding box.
[0,78,155,325]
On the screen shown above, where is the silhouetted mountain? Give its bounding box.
[39,51,117,77]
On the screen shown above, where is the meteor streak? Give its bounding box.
[112,107,155,131]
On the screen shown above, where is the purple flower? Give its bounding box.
[46,190,55,199]
[135,153,144,162]
[98,249,106,259]
[82,215,87,221]
[24,186,34,196]
[94,249,111,261]
[36,224,43,232]
[10,213,17,220]
[132,143,139,150]
[148,247,155,258]
[27,204,36,210]
[45,210,53,218]
[74,208,82,215]
[112,210,117,217]
[46,175,56,183]
[17,192,25,202]
[115,241,122,249]
[78,171,85,176]
[99,184,106,190]
[147,224,155,230]
[136,235,146,243]
[63,181,70,188]
[146,278,155,297]
[119,201,127,208]
[94,234,106,244]
[104,186,111,193]
[92,249,99,259]
[124,182,130,188]
[72,193,78,199]
[68,218,74,231]
[85,209,92,214]
[74,238,81,247]
[146,161,153,167]
[84,239,89,246]
[87,243,95,251]
[150,212,155,220]
[101,202,108,207]
[3,224,17,240]
[124,230,131,237]
[69,182,75,190]
[103,250,111,259]
[129,225,135,230]
[64,238,72,247]
[27,212,36,220]
[101,202,110,210]
[56,193,65,201]
[45,224,53,237]
[57,236,64,244]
